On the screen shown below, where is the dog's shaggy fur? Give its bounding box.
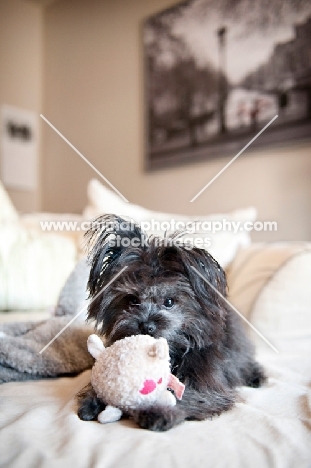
[77,214,265,431]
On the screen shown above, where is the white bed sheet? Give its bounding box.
[0,330,310,468]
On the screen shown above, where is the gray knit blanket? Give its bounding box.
[0,259,94,384]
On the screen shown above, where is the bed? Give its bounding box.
[0,180,310,467]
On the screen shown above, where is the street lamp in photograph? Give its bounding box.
[217,26,228,134]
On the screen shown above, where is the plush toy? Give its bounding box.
[87,334,185,424]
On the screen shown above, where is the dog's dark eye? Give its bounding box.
[163,298,174,309]
[128,295,140,306]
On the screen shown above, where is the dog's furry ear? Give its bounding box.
[161,244,227,316]
[187,247,227,297]
[183,246,228,327]
[84,214,145,296]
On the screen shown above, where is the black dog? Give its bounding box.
[77,214,265,431]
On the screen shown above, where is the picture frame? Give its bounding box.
[143,0,311,170]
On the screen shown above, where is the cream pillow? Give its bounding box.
[83,179,257,268]
[21,212,85,253]
[250,249,311,336]
[227,242,311,336]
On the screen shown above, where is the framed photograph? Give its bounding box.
[143,0,311,170]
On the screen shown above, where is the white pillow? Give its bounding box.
[0,181,78,310]
[83,178,256,268]
[0,223,77,310]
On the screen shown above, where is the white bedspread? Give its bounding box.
[0,331,310,468]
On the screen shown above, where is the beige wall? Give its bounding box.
[0,0,43,212]
[42,0,311,241]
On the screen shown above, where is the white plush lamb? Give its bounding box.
[87,334,185,424]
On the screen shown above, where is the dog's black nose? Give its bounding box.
[139,322,156,335]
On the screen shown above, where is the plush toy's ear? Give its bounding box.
[148,337,168,359]
[87,334,105,359]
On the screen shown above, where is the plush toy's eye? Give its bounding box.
[163,297,174,309]
[128,295,140,306]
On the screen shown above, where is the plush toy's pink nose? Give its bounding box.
[139,379,156,395]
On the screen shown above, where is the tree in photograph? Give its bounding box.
[145,14,221,147]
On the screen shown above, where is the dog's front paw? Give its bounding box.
[246,362,267,388]
[77,397,105,421]
[76,384,106,421]
[131,406,185,432]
